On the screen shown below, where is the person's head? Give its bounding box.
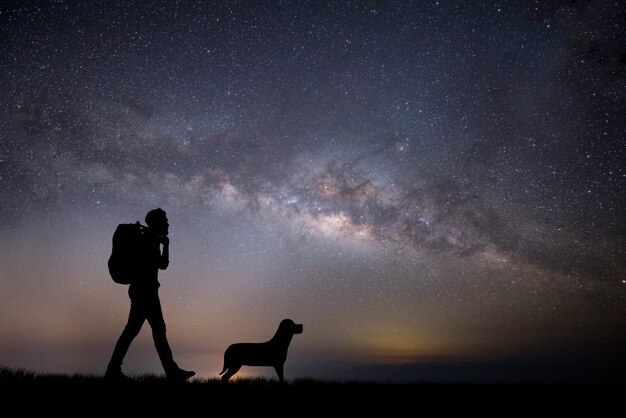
[145,208,169,235]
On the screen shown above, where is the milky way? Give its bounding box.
[1,1,624,381]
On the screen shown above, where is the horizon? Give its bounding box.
[1,1,624,384]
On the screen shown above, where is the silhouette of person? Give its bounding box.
[105,208,195,382]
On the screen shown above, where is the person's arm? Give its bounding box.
[159,236,169,270]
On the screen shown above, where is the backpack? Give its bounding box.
[107,222,146,284]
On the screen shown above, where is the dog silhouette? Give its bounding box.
[219,319,303,382]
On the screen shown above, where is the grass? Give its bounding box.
[0,364,383,387]
[0,364,430,408]
[0,364,443,402]
[0,365,607,414]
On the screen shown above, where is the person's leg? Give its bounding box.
[144,292,177,372]
[145,292,195,380]
[106,294,147,374]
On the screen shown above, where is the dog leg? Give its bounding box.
[274,364,284,383]
[221,365,241,382]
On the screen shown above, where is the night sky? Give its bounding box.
[1,1,625,382]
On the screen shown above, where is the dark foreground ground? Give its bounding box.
[0,366,615,413]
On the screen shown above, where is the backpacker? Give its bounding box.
[107,221,146,284]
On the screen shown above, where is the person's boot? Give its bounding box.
[166,367,196,382]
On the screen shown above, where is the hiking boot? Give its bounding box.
[166,368,196,382]
[104,369,133,382]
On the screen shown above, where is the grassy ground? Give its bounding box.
[0,364,424,391]
[0,364,372,386]
[0,364,432,409]
[0,365,609,414]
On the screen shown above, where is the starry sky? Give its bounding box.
[1,1,625,382]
